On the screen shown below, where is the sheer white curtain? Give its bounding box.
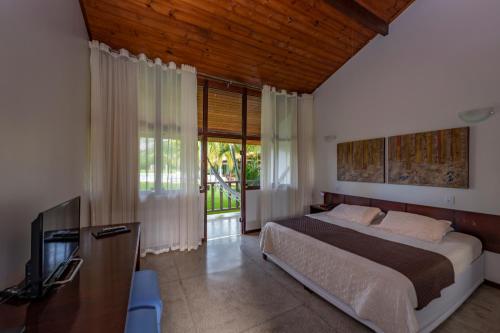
[260,86,314,227]
[89,42,139,226]
[260,86,299,225]
[137,57,202,254]
[89,41,202,253]
[297,94,315,214]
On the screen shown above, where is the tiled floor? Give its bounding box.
[207,212,241,240]
[141,233,500,333]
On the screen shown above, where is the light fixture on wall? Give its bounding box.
[324,134,337,142]
[458,107,495,124]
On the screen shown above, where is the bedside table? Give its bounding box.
[310,204,331,214]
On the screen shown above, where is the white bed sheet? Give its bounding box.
[259,212,482,333]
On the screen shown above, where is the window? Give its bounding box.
[246,94,261,189]
[246,141,261,189]
[197,85,203,133]
[198,138,202,187]
[274,94,296,186]
[208,88,242,135]
[247,94,261,138]
[139,135,183,192]
[160,138,182,191]
[139,136,155,191]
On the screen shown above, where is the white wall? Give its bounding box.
[0,0,90,289]
[245,190,261,231]
[485,251,500,284]
[313,0,500,215]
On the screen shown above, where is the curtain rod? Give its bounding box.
[197,72,262,91]
[91,41,263,91]
[198,73,308,96]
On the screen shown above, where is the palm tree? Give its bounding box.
[206,141,242,205]
[207,142,241,180]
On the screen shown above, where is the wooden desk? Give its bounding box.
[0,223,140,333]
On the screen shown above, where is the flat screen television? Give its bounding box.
[24,197,80,298]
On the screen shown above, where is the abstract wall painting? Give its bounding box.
[337,138,385,183]
[388,127,469,188]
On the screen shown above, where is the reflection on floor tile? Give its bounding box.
[142,233,500,333]
[433,284,500,333]
[182,262,300,333]
[244,306,332,333]
[207,212,241,240]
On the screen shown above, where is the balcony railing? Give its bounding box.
[206,181,240,213]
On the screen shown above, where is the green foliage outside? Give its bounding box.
[139,138,261,212]
[206,141,260,212]
[206,183,240,215]
[245,144,261,187]
[206,142,261,185]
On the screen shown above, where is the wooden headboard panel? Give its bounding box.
[345,195,370,206]
[406,204,455,221]
[322,192,500,253]
[371,199,406,213]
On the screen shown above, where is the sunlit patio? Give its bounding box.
[207,211,241,240]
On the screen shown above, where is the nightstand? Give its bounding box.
[310,204,331,214]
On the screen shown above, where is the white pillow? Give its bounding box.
[327,204,382,226]
[374,211,454,243]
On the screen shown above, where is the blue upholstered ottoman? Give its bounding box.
[125,307,158,333]
[129,270,163,331]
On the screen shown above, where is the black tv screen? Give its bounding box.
[41,197,80,283]
[25,197,80,297]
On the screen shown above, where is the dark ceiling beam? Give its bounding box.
[324,0,389,36]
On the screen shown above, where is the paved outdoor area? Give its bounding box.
[207,212,241,240]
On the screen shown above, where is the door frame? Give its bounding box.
[199,79,260,240]
[240,88,248,235]
[201,80,209,241]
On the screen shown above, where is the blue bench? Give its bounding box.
[127,270,163,333]
[126,307,158,333]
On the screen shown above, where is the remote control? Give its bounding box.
[92,226,130,239]
[102,226,127,232]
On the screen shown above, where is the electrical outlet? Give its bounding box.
[445,195,455,207]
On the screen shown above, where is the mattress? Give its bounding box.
[259,212,482,333]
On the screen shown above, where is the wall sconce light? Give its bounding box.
[458,107,495,124]
[324,135,337,142]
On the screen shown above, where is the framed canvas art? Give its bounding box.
[388,127,469,188]
[337,138,385,183]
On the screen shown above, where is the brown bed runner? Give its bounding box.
[273,216,454,309]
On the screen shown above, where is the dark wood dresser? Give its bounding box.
[0,222,141,333]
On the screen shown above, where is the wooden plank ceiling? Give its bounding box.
[80,0,414,93]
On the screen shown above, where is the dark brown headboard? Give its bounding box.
[322,192,500,253]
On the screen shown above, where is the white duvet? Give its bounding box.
[259,212,482,333]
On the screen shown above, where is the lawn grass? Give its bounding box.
[139,182,241,215]
[206,187,240,214]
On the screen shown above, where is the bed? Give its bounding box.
[259,208,484,333]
